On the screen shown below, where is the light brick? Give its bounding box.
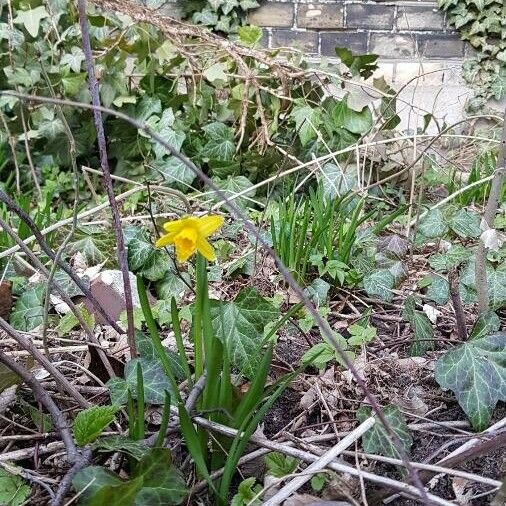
[394,62,445,85]
[320,32,368,56]
[247,2,294,28]
[271,30,318,53]
[297,3,344,29]
[417,34,465,58]
[370,33,416,59]
[396,5,444,31]
[346,4,395,29]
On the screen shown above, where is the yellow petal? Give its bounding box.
[155,233,176,248]
[163,219,187,234]
[197,215,224,237]
[196,237,216,261]
[176,243,196,263]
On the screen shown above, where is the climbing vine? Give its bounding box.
[181,0,259,33]
[438,0,505,110]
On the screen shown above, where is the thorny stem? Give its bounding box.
[0,188,125,334]
[0,350,79,462]
[475,107,506,313]
[0,91,432,503]
[77,0,137,357]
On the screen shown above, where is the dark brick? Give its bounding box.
[369,33,416,58]
[320,32,368,56]
[271,30,318,53]
[346,4,395,29]
[248,2,294,28]
[417,34,465,58]
[397,5,444,31]
[297,3,344,29]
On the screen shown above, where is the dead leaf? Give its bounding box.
[0,281,12,320]
[452,477,474,505]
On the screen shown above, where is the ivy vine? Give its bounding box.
[181,0,259,33]
[438,0,505,110]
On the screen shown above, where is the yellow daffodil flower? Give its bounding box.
[155,215,224,263]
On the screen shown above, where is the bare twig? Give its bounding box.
[185,372,207,414]
[475,107,506,312]
[188,413,452,506]
[0,318,89,408]
[263,417,376,505]
[52,448,92,506]
[0,351,78,462]
[77,0,136,357]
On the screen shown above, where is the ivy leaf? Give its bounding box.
[72,467,142,505]
[418,209,448,238]
[318,163,355,199]
[357,405,412,458]
[377,234,409,259]
[291,103,321,146]
[10,284,45,331]
[363,269,395,302]
[73,405,119,446]
[152,157,196,187]
[0,468,31,506]
[212,175,255,209]
[127,234,169,282]
[428,244,472,272]
[133,448,187,505]
[449,208,481,238]
[60,46,85,73]
[107,377,129,406]
[203,62,228,83]
[469,311,501,340]
[403,296,434,356]
[13,6,49,38]
[94,435,149,460]
[332,99,372,134]
[125,357,178,405]
[202,122,235,161]
[435,332,506,430]
[425,275,450,305]
[238,25,262,46]
[210,287,278,378]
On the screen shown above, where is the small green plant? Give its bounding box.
[271,188,370,284]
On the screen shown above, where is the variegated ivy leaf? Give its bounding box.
[403,296,434,356]
[435,332,506,430]
[425,275,450,305]
[469,311,501,340]
[357,405,412,458]
[210,287,278,378]
[362,269,395,302]
[449,208,481,238]
[418,208,448,238]
[428,244,472,272]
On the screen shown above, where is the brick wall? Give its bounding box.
[247,1,468,60]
